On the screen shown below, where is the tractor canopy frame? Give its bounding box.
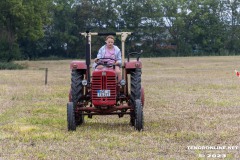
[80,31,133,81]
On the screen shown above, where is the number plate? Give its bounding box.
[97,90,111,97]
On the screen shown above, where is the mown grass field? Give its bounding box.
[0,56,240,160]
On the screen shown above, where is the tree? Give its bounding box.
[1,0,240,60]
[161,0,226,56]
[220,0,240,54]
[0,0,51,61]
[42,0,79,58]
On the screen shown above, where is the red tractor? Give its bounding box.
[67,31,144,131]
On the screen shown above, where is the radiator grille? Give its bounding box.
[92,74,117,105]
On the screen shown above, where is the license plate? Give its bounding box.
[97,90,111,97]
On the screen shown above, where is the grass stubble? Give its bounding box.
[0,56,240,159]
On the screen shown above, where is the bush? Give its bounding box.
[0,62,27,70]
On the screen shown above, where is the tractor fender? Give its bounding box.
[125,60,142,69]
[70,61,87,70]
[141,87,144,107]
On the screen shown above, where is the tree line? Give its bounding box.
[0,0,240,62]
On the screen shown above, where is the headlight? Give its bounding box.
[119,79,126,86]
[82,80,88,86]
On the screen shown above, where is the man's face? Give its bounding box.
[106,38,114,48]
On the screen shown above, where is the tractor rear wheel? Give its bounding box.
[71,69,84,126]
[134,99,143,131]
[67,102,76,131]
[130,68,141,126]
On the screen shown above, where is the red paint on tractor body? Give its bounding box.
[70,61,87,70]
[125,60,142,69]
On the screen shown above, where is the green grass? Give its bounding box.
[0,57,240,159]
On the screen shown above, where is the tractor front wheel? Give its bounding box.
[67,102,76,131]
[130,109,135,126]
[130,68,141,126]
[134,99,143,131]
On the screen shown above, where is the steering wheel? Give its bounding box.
[95,57,116,69]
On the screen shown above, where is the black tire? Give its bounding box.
[71,69,84,126]
[134,99,143,131]
[130,110,135,126]
[130,68,141,105]
[130,68,141,125]
[67,102,76,131]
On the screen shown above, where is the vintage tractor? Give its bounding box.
[67,31,144,131]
